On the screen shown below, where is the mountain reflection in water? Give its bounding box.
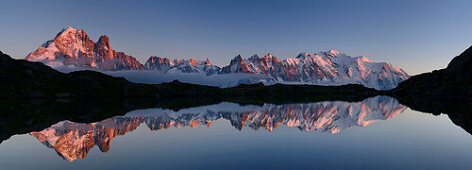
[29,96,406,161]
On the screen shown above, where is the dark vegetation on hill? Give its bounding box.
[0,51,156,98]
[387,45,472,133]
[392,45,472,99]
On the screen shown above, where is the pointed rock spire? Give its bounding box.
[97,35,111,50]
[26,27,144,70]
[189,58,198,66]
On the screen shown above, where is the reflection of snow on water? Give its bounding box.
[29,96,406,161]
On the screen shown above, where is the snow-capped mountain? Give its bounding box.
[26,27,144,70]
[220,51,409,90]
[25,27,409,90]
[144,57,221,75]
[30,96,406,161]
[221,53,284,74]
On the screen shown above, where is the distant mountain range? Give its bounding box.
[25,27,409,90]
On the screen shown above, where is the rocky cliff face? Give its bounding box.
[26,27,144,71]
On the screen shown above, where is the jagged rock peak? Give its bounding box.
[326,49,340,56]
[24,27,410,90]
[55,26,82,38]
[189,58,198,66]
[144,56,221,75]
[26,26,144,70]
[296,53,311,59]
[218,51,409,90]
[97,35,111,49]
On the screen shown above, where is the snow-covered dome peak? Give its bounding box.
[356,56,374,63]
[326,49,340,56]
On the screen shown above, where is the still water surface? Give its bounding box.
[1,96,472,169]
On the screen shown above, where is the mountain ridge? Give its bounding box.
[392,45,472,99]
[2,50,382,100]
[25,27,409,90]
[26,27,144,70]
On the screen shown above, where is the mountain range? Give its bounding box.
[25,27,409,90]
[1,49,382,101]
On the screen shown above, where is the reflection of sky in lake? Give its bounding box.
[1,97,472,169]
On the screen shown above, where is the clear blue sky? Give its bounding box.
[1,0,471,75]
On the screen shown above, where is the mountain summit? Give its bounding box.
[26,27,144,70]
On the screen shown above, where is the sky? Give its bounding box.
[1,0,471,75]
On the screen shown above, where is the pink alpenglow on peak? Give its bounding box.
[327,49,340,56]
[219,51,409,90]
[29,96,405,161]
[26,27,409,90]
[205,58,212,65]
[189,59,198,67]
[26,27,144,71]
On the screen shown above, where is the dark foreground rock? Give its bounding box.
[392,45,472,99]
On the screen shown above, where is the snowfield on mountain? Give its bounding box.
[26,27,409,90]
